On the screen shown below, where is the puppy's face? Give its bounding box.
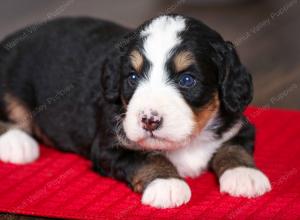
[118,16,217,150]
[117,15,251,151]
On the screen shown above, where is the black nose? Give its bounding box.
[141,111,162,131]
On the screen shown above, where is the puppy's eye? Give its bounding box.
[128,71,139,87]
[178,73,196,88]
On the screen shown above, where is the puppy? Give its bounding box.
[0,15,271,208]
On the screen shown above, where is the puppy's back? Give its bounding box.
[0,17,129,154]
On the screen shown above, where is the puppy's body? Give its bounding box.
[0,15,271,208]
[0,17,129,156]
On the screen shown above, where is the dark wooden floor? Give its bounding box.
[0,0,299,219]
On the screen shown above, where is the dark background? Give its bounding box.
[0,1,299,218]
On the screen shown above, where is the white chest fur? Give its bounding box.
[165,122,242,178]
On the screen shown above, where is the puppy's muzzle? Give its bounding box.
[140,110,163,132]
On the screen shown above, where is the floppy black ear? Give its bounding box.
[101,51,122,103]
[211,41,253,114]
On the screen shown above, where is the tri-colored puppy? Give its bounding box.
[0,15,271,208]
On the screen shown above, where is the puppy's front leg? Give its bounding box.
[91,142,191,208]
[211,145,271,198]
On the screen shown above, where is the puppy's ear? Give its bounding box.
[101,51,122,103]
[211,41,253,113]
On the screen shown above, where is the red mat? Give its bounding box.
[0,107,299,220]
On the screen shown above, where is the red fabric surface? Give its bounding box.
[0,107,299,220]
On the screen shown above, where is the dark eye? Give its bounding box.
[128,71,139,87]
[178,73,196,88]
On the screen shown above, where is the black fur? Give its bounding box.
[211,41,253,114]
[0,15,255,193]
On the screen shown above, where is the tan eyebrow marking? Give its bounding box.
[173,51,195,72]
[129,50,143,73]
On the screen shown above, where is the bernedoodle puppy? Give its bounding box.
[0,15,271,208]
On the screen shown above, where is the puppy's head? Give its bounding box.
[104,15,252,151]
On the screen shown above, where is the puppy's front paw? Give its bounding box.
[220,167,271,198]
[0,129,39,164]
[142,178,191,208]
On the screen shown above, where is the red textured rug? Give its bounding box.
[0,107,299,220]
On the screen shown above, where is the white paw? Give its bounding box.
[0,129,39,164]
[142,178,191,208]
[220,167,271,198]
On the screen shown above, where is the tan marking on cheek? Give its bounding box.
[193,93,220,133]
[173,51,195,72]
[130,50,143,73]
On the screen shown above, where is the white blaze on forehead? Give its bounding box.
[123,16,195,150]
[141,15,186,83]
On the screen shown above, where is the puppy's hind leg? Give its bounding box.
[0,121,39,164]
[2,133,38,164]
[0,93,40,164]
